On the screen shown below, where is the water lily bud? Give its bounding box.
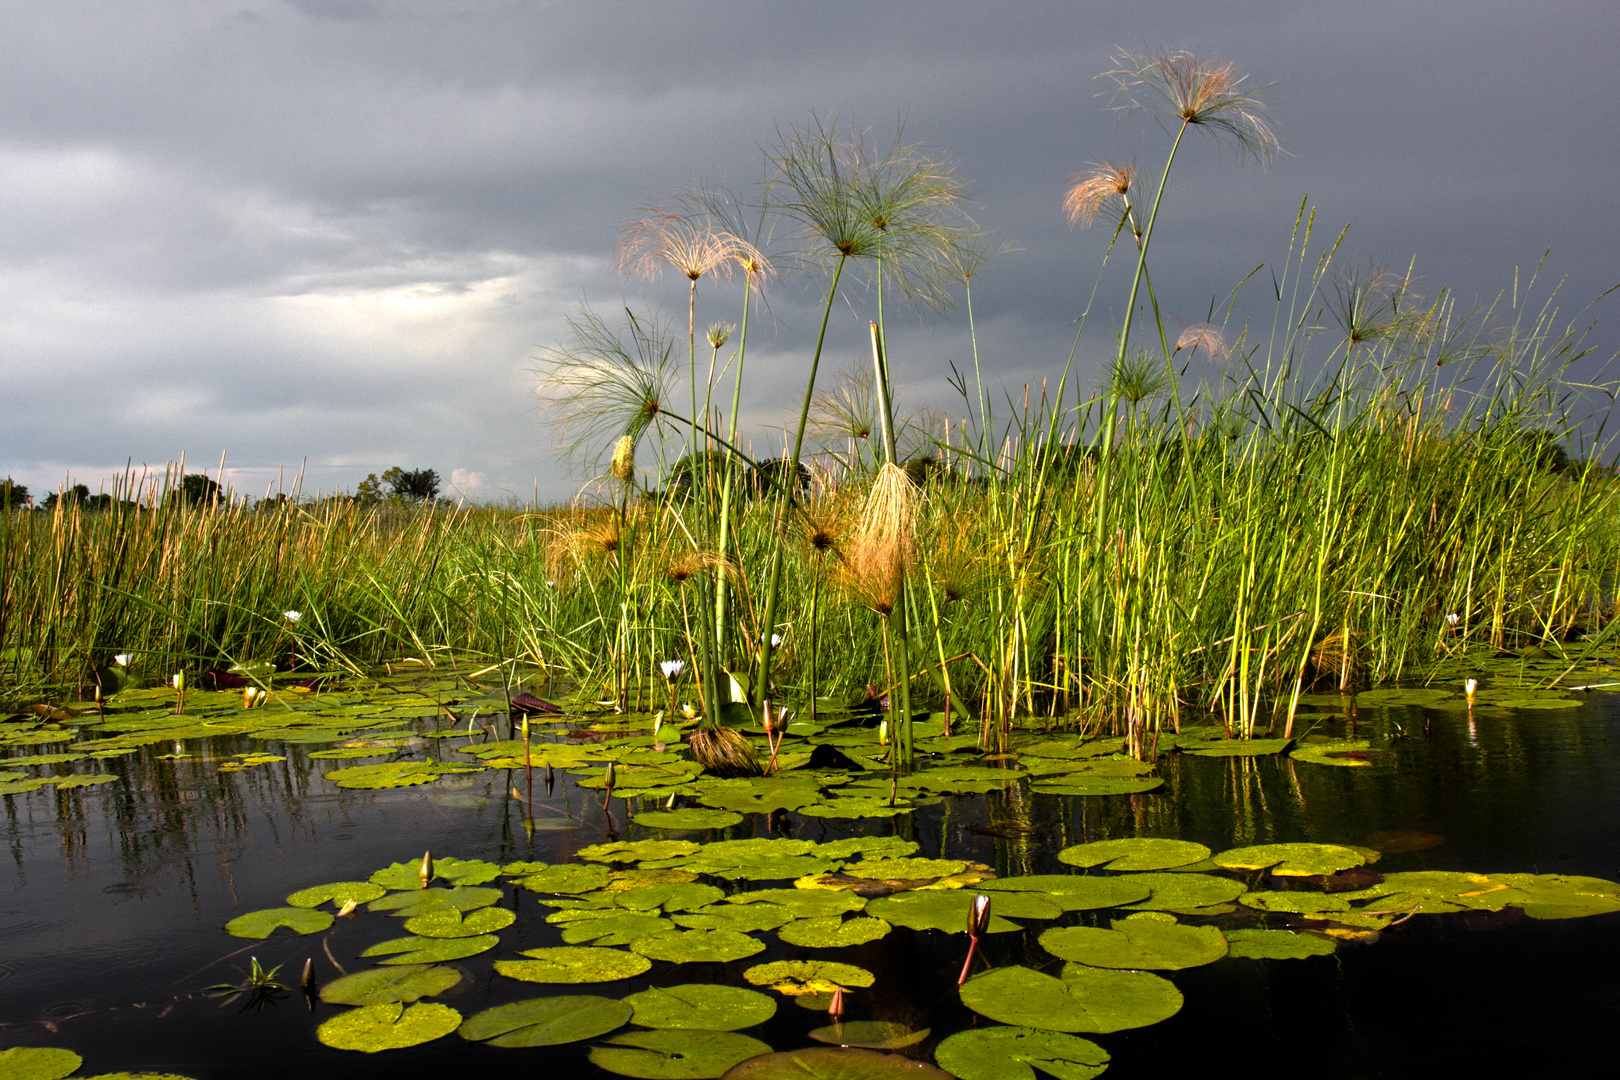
[652,711,663,736]
[301,958,314,990]
[172,672,185,692]
[1465,678,1478,703]
[610,436,636,483]
[828,986,844,1019]
[420,850,434,888]
[967,894,992,937]
[761,700,775,735]
[337,898,358,918]
[1445,612,1460,627]
[878,719,889,746]
[604,761,617,788]
[113,653,132,667]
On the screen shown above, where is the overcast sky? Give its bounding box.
[2,0,1616,504]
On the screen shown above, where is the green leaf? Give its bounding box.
[672,906,793,933]
[51,773,119,789]
[1182,738,1292,757]
[315,1001,462,1052]
[629,928,765,963]
[723,1047,951,1079]
[817,837,919,860]
[624,984,777,1030]
[805,1022,928,1050]
[1224,929,1337,959]
[458,995,632,1047]
[579,840,702,863]
[559,913,676,945]
[866,889,1058,933]
[1490,873,1620,919]
[959,964,1182,1033]
[1355,688,1455,707]
[1056,838,1210,872]
[494,946,652,983]
[0,1047,83,1080]
[798,798,914,819]
[369,856,500,889]
[694,776,824,813]
[978,875,1153,910]
[727,889,866,919]
[632,808,744,830]
[223,906,334,939]
[614,883,726,913]
[360,934,500,966]
[744,960,875,995]
[777,917,892,948]
[325,761,441,789]
[402,905,515,938]
[1213,843,1366,877]
[840,857,964,881]
[319,965,462,1006]
[933,1026,1110,1080]
[1289,739,1382,766]
[589,1029,773,1079]
[285,881,386,909]
[1039,920,1227,970]
[1118,873,1247,911]
[1029,777,1163,796]
[367,886,502,917]
[517,864,613,894]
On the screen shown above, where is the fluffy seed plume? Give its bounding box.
[1173,323,1230,364]
[1064,161,1137,228]
[1102,48,1282,162]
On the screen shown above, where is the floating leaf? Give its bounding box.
[1239,891,1367,915]
[978,875,1152,910]
[804,1022,929,1050]
[672,906,793,933]
[694,776,824,813]
[1029,777,1163,796]
[797,798,914,819]
[580,840,703,863]
[629,929,765,963]
[633,808,744,831]
[1039,920,1227,970]
[361,933,500,966]
[224,906,334,939]
[1182,738,1292,757]
[724,1047,950,1079]
[1490,873,1620,919]
[959,964,1181,1033]
[1056,839,1211,872]
[495,946,652,983]
[728,889,867,919]
[0,1047,82,1080]
[1213,843,1365,877]
[933,1026,1110,1080]
[1290,739,1383,766]
[589,1029,772,1079]
[614,883,726,913]
[818,837,919,860]
[867,890,1055,933]
[1355,688,1454,707]
[744,960,874,996]
[458,995,632,1047]
[51,773,119,789]
[285,881,386,909]
[316,1001,462,1052]
[777,917,891,948]
[1117,873,1247,911]
[623,984,777,1030]
[557,913,676,946]
[325,761,441,789]
[517,864,613,894]
[840,857,964,881]
[367,886,502,917]
[319,965,462,1005]
[1224,929,1336,959]
[403,904,516,938]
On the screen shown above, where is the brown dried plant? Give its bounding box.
[1173,323,1231,364]
[1102,48,1282,162]
[1063,160,1138,230]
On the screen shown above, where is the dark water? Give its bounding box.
[2,698,1618,1079]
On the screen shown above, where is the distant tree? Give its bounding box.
[386,467,441,502]
[354,473,387,505]
[2,477,28,509]
[39,483,90,511]
[165,473,223,507]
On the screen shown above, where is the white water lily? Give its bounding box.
[659,659,686,680]
[1445,612,1460,626]
[283,610,302,623]
[1465,677,1478,703]
[112,653,132,667]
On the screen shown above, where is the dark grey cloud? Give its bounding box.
[2,1,1615,502]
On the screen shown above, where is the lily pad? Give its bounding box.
[0,1047,82,1080]
[51,773,120,789]
[673,906,793,934]
[867,890,1056,933]
[633,808,744,831]
[1355,688,1454,707]
[1290,740,1382,766]
[743,960,874,996]
[224,906,334,939]
[629,929,765,963]
[367,885,502,917]
[1181,738,1292,757]
[1224,929,1337,959]
[1213,843,1366,877]
[316,1001,462,1052]
[361,934,500,965]
[580,840,703,863]
[805,1022,929,1051]
[325,761,442,789]
[559,913,677,945]
[724,1047,950,1079]
[1491,873,1620,919]
[777,917,892,948]
[1029,777,1163,796]
[458,995,632,1047]
[933,1027,1110,1080]
[590,1029,773,1079]
[369,856,500,889]
[286,881,387,909]
[495,946,652,983]
[1056,838,1211,872]
[1115,873,1247,911]
[403,904,516,938]
[797,798,914,819]
[615,883,726,913]
[624,984,777,1030]
[978,875,1152,911]
[818,837,919,860]
[959,964,1181,1033]
[517,864,613,894]
[319,965,463,1006]
[728,889,867,919]
[1039,920,1227,970]
[840,857,964,881]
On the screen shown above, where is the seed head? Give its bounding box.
[1064,161,1137,229]
[610,436,636,483]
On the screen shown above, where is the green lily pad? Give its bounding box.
[933,1026,1110,1080]
[361,934,500,965]
[367,885,502,917]
[0,778,50,796]
[744,960,875,996]
[629,929,765,963]
[840,857,964,881]
[1029,777,1164,796]
[1290,739,1383,766]
[580,840,703,863]
[959,964,1181,1033]
[818,837,920,860]
[0,1047,83,1080]
[316,1001,462,1052]
[1239,891,1365,915]
[633,808,744,830]
[1224,929,1337,959]
[590,1029,773,1079]
[777,916,892,948]
[728,889,867,919]
[1056,839,1211,872]
[224,906,334,939]
[1113,873,1247,911]
[369,856,500,889]
[1355,688,1455,707]
[326,761,442,789]
[798,798,915,819]
[805,1022,929,1051]
[1491,873,1620,919]
[978,875,1153,911]
[319,964,462,1005]
[724,1047,950,1079]
[866,890,1056,933]
[403,904,516,938]
[673,906,793,933]
[458,995,632,1047]
[286,881,387,909]
[694,777,824,813]
[517,864,613,894]
[1182,738,1292,757]
[624,983,777,1030]
[51,773,120,789]
[557,913,676,945]
[615,883,726,913]
[495,946,652,983]
[310,747,394,759]
[1213,843,1366,877]
[1039,920,1227,970]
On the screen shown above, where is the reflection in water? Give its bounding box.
[0,695,1616,1077]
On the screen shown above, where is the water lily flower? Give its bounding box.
[336,899,358,918]
[172,673,185,691]
[1445,613,1460,627]
[283,610,301,623]
[1465,678,1478,704]
[112,653,132,667]
[681,703,698,719]
[660,659,686,680]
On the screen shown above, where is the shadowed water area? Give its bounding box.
[2,673,1617,1078]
